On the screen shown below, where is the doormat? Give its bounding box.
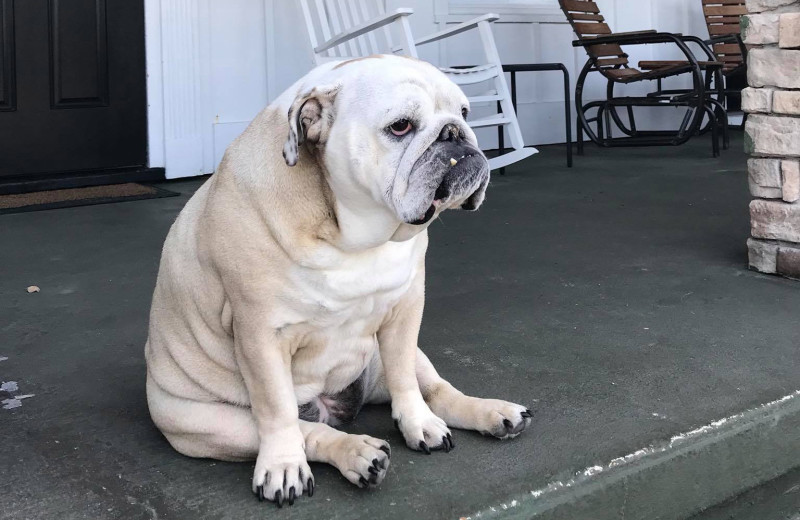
[0,183,179,215]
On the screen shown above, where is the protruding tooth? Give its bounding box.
[450,158,458,166]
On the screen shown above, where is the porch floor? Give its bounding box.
[1,132,799,519]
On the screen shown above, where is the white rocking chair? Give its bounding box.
[299,0,537,171]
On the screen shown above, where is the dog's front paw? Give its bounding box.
[472,399,532,439]
[252,438,313,507]
[329,434,391,488]
[393,397,454,454]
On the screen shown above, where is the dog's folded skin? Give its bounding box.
[145,55,532,507]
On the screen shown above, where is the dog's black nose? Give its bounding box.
[438,123,462,142]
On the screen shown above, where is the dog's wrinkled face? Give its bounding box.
[283,56,490,239]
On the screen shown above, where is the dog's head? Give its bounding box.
[282,55,490,243]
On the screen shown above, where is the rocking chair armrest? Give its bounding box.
[705,34,741,45]
[678,35,720,63]
[573,32,703,70]
[704,33,748,58]
[414,13,500,46]
[572,31,680,47]
[603,30,658,38]
[314,7,414,54]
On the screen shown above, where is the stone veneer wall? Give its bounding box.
[742,0,800,279]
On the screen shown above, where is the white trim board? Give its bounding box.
[435,0,564,23]
[144,0,165,169]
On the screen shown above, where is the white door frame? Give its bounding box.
[144,0,280,179]
[144,0,215,179]
[144,0,165,170]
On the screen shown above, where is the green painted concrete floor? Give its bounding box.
[1,132,799,519]
[690,467,800,520]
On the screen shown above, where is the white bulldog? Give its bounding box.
[145,55,532,507]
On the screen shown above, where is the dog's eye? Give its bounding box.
[389,119,413,136]
[461,107,469,120]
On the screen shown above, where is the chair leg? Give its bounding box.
[561,66,572,168]
[577,115,584,156]
[703,104,719,158]
[596,107,604,142]
[626,105,637,136]
[715,102,730,151]
[706,98,729,151]
[721,110,729,151]
[496,100,505,155]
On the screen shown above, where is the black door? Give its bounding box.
[0,0,147,184]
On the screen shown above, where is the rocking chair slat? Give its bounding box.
[468,93,503,103]
[703,5,747,15]
[596,57,628,66]
[573,22,612,35]
[561,0,600,13]
[707,16,746,23]
[323,0,346,56]
[587,43,625,57]
[708,23,741,34]
[713,43,742,54]
[344,1,365,55]
[605,68,641,78]
[639,59,723,69]
[571,13,604,21]
[335,0,361,56]
[357,0,380,54]
[468,115,511,128]
[313,0,335,56]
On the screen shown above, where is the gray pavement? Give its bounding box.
[1,132,799,519]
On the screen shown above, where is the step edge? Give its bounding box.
[464,390,800,520]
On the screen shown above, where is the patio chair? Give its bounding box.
[701,0,748,113]
[558,0,728,157]
[299,0,537,171]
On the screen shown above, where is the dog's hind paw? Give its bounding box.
[474,400,533,439]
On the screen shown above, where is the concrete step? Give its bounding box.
[689,467,800,520]
[468,391,800,519]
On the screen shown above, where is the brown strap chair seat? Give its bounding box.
[638,60,724,71]
[605,64,694,84]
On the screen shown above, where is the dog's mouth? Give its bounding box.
[409,203,437,226]
[408,154,488,225]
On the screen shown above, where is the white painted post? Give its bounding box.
[398,15,418,58]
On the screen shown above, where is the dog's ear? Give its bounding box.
[283,84,341,167]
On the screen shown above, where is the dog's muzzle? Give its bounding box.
[408,124,490,225]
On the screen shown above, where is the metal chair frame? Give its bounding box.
[559,1,729,157]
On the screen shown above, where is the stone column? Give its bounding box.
[743,0,800,279]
